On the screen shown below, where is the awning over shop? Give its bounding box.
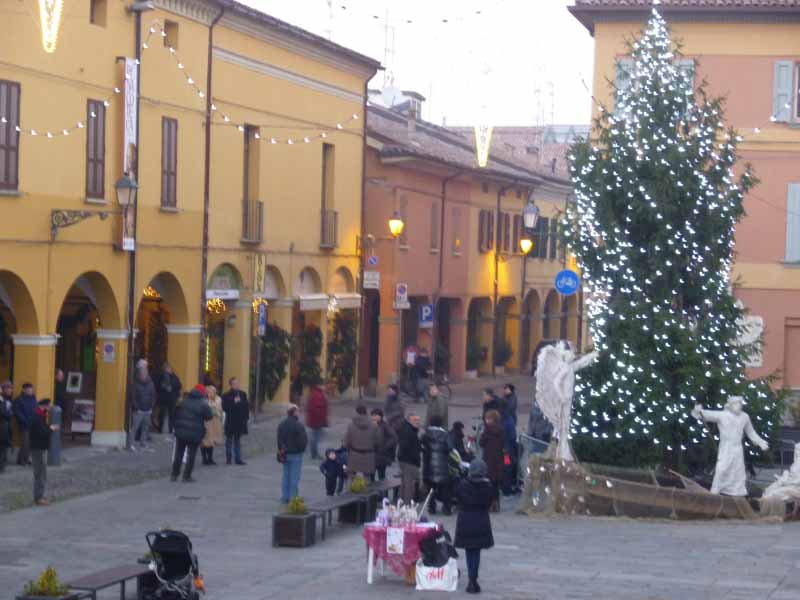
[298,293,329,312]
[333,293,362,310]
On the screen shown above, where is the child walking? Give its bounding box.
[320,447,346,496]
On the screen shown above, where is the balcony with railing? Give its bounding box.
[241,199,263,245]
[320,208,338,249]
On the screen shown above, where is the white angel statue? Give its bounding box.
[692,396,769,496]
[763,443,800,502]
[535,342,598,462]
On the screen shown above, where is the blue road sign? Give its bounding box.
[257,302,268,336]
[367,254,379,266]
[419,303,434,329]
[555,269,580,296]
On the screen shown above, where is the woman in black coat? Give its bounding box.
[479,409,504,512]
[454,458,494,594]
[421,415,453,514]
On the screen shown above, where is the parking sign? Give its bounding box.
[419,304,434,329]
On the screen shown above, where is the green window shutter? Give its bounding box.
[787,183,800,262]
[773,60,793,123]
[614,58,633,114]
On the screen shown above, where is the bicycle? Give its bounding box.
[396,370,452,404]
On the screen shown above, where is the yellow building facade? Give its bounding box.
[0,0,377,446]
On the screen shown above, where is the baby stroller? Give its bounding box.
[144,530,205,600]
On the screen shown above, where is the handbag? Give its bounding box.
[277,447,286,464]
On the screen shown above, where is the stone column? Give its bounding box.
[448,317,468,383]
[377,314,401,386]
[11,334,57,401]
[223,300,253,393]
[92,329,129,447]
[165,325,202,389]
[269,299,294,404]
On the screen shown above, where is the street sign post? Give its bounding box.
[394,283,410,309]
[363,270,380,290]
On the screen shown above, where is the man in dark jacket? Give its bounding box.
[422,415,454,515]
[0,386,12,473]
[501,384,518,426]
[383,384,405,433]
[527,400,553,445]
[14,383,36,465]
[222,377,249,465]
[155,363,182,434]
[171,385,213,482]
[413,347,432,402]
[30,398,57,505]
[277,404,308,503]
[131,366,156,448]
[481,388,501,419]
[397,412,422,503]
[371,408,398,481]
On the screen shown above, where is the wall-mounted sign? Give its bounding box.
[253,253,266,293]
[367,255,379,267]
[102,342,115,363]
[207,289,239,300]
[394,283,410,310]
[257,302,267,336]
[363,270,380,290]
[419,304,434,329]
[555,270,580,296]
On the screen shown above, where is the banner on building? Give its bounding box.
[253,253,266,294]
[123,58,139,177]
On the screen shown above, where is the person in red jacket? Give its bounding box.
[305,384,328,460]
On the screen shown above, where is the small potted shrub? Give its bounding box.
[339,474,377,524]
[17,567,77,600]
[465,340,482,379]
[272,496,316,548]
[494,340,513,374]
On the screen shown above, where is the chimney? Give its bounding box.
[407,103,417,134]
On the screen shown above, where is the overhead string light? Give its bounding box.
[218,112,362,146]
[13,20,363,145]
[330,0,509,26]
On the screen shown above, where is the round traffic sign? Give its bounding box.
[555,269,580,296]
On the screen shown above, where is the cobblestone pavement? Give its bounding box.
[3,377,799,599]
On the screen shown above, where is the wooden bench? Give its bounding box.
[308,493,368,533]
[67,564,153,600]
[370,476,401,502]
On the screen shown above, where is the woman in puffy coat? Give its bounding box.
[454,458,495,594]
[479,409,504,512]
[422,415,454,515]
[201,385,224,465]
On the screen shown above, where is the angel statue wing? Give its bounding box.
[535,344,569,433]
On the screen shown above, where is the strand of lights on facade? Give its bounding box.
[566,7,775,454]
[328,0,510,26]
[8,20,360,144]
[38,0,64,53]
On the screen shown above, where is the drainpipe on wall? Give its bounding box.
[491,181,518,378]
[356,81,368,399]
[198,7,225,379]
[124,7,144,450]
[431,169,463,375]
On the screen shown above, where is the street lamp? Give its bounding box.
[519,235,533,255]
[523,200,540,230]
[388,211,405,238]
[115,174,139,206]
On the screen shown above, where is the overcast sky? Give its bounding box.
[238,0,595,127]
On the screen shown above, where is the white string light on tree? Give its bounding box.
[563,7,781,468]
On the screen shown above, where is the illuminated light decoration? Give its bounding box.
[564,7,780,466]
[38,0,64,53]
[474,122,493,168]
[206,298,227,315]
[251,297,268,314]
[143,286,161,299]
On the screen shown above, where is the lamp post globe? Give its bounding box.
[115,174,139,206]
[519,236,533,255]
[388,211,405,238]
[523,201,540,230]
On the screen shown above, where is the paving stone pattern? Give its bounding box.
[1,380,800,599]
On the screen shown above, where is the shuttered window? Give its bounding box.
[161,117,178,207]
[0,80,20,191]
[614,59,633,114]
[478,210,486,251]
[502,212,511,252]
[487,210,494,251]
[430,200,440,251]
[787,183,800,262]
[86,100,106,199]
[452,206,462,254]
[539,217,550,259]
[773,61,793,123]
[512,215,521,254]
[549,217,558,259]
[478,209,495,253]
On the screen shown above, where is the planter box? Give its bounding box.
[464,369,478,380]
[272,513,316,548]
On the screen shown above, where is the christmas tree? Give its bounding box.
[566,8,783,469]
